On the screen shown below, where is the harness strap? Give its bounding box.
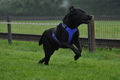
[61,22,66,28]
[52,22,77,44]
[66,27,77,44]
[52,33,61,45]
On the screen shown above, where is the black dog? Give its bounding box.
[38,6,92,65]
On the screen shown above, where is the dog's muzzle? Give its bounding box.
[82,15,92,24]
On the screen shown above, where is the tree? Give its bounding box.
[0,0,66,16]
[0,0,120,16]
[68,0,120,16]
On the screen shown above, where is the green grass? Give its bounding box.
[0,20,120,39]
[0,39,120,80]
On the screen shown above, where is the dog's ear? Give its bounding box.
[69,6,75,12]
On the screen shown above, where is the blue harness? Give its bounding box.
[52,22,78,44]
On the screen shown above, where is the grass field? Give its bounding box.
[0,39,120,80]
[0,20,120,39]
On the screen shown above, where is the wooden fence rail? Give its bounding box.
[0,33,120,49]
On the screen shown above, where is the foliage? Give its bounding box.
[0,40,120,80]
[0,0,66,16]
[0,0,120,16]
[68,0,120,16]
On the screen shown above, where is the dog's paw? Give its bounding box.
[74,55,81,61]
[38,60,44,64]
[44,63,49,65]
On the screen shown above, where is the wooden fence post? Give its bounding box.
[88,15,96,52]
[7,16,12,45]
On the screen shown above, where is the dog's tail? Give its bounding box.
[39,31,46,46]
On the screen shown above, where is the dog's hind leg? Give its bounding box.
[44,48,55,65]
[39,41,55,65]
[38,49,54,65]
[38,57,45,63]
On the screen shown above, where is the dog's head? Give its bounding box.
[63,6,92,29]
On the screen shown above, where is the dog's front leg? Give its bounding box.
[74,38,82,60]
[74,38,82,54]
[61,43,81,60]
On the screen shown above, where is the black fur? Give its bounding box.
[38,6,92,65]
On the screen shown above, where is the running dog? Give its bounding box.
[38,6,92,65]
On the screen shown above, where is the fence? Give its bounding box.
[95,16,120,39]
[0,16,120,49]
[0,16,120,39]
